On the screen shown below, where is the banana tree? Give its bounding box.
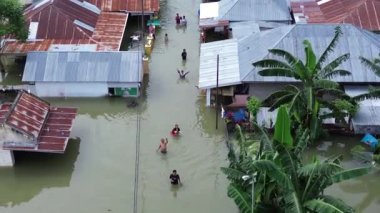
[252,26,351,142]
[222,106,371,212]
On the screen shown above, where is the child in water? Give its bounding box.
[171,124,181,135]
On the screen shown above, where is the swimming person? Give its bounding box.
[157,138,169,154]
[177,69,190,79]
[171,124,181,135]
[181,49,187,60]
[170,170,181,185]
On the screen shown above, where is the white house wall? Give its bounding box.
[36,82,108,97]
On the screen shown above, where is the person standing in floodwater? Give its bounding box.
[165,33,169,42]
[181,49,187,61]
[175,13,181,25]
[170,170,181,185]
[157,138,169,154]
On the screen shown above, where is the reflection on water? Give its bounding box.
[307,134,380,212]
[0,63,23,85]
[0,139,80,207]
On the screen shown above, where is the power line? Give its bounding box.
[133,112,141,213]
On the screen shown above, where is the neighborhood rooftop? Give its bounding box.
[22,51,143,83]
[86,0,160,13]
[0,91,78,153]
[200,0,291,22]
[292,0,380,31]
[199,24,380,89]
[1,0,128,54]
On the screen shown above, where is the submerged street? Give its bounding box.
[0,0,236,212]
[1,0,380,212]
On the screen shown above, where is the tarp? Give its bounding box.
[232,108,247,123]
[147,19,160,26]
[360,133,378,149]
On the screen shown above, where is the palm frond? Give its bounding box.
[315,26,343,70]
[268,48,307,79]
[298,161,342,178]
[360,56,380,76]
[253,59,292,69]
[331,167,371,184]
[319,195,355,213]
[270,94,298,111]
[320,54,350,78]
[258,68,296,79]
[283,192,304,213]
[304,198,347,213]
[268,49,299,66]
[322,69,351,79]
[252,160,292,190]
[353,86,380,102]
[262,89,293,106]
[316,88,349,99]
[303,40,317,71]
[252,123,274,153]
[293,128,310,157]
[314,79,339,89]
[227,183,252,213]
[221,167,247,182]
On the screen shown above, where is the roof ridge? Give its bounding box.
[240,25,296,81]
[220,0,240,19]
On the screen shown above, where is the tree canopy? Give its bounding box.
[0,0,28,40]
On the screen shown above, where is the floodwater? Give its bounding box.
[0,0,236,212]
[0,0,379,212]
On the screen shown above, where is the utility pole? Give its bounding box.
[215,54,219,129]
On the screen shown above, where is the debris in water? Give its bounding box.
[127,100,138,108]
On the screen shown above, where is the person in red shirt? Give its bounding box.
[175,13,180,25]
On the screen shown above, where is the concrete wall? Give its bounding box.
[0,148,14,166]
[36,82,108,97]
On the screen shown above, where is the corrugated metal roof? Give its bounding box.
[230,21,260,39]
[218,0,291,22]
[1,11,128,54]
[5,92,50,138]
[199,39,241,89]
[292,0,380,31]
[86,0,160,13]
[22,51,143,83]
[242,24,380,83]
[1,91,78,153]
[24,0,100,39]
[345,85,380,132]
[199,24,380,88]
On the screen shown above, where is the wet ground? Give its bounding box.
[0,0,379,212]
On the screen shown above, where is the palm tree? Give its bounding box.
[222,106,372,213]
[252,26,351,141]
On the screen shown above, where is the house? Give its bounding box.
[22,51,143,97]
[199,23,380,133]
[291,0,380,32]
[199,0,292,33]
[86,0,160,15]
[0,91,78,165]
[0,0,129,55]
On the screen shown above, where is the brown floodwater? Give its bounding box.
[0,0,236,212]
[0,0,379,212]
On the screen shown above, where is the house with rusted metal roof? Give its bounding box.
[291,0,380,32]
[86,0,160,14]
[0,0,128,55]
[0,90,78,165]
[22,51,143,97]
